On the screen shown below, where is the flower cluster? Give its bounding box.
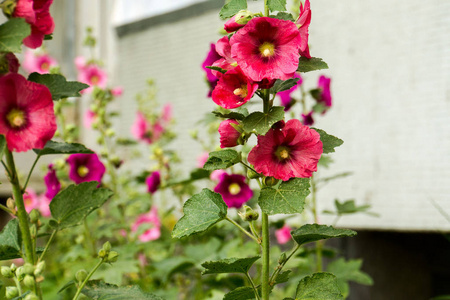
[23,50,58,74]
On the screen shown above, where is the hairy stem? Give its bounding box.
[22,154,41,193]
[72,258,104,300]
[261,212,270,300]
[226,216,260,244]
[38,230,57,263]
[246,272,261,300]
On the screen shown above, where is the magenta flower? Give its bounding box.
[230,17,301,82]
[131,112,163,144]
[212,67,258,109]
[248,119,323,181]
[275,225,292,244]
[132,206,161,242]
[224,10,252,33]
[0,53,20,77]
[37,195,51,217]
[317,75,332,107]
[13,0,54,49]
[146,171,161,194]
[295,0,312,58]
[23,50,57,74]
[211,36,238,78]
[67,153,106,185]
[0,73,56,152]
[218,119,241,148]
[278,73,303,110]
[44,164,60,199]
[301,111,314,126]
[23,188,39,213]
[77,64,108,94]
[83,110,97,129]
[214,173,253,208]
[210,170,226,181]
[202,43,222,83]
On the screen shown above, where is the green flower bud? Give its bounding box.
[30,224,37,238]
[29,209,40,223]
[247,168,261,179]
[66,124,76,133]
[24,293,39,300]
[10,263,17,272]
[107,251,119,263]
[1,266,13,278]
[23,263,35,276]
[75,269,88,283]
[97,136,105,145]
[5,286,19,299]
[102,241,111,252]
[105,128,115,137]
[264,176,279,187]
[278,252,287,265]
[239,205,259,221]
[100,149,108,158]
[34,261,45,276]
[6,198,15,210]
[23,275,35,288]
[98,249,107,258]
[15,266,25,280]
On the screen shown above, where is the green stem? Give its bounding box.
[264,0,270,17]
[226,216,260,244]
[13,277,22,296]
[22,154,41,193]
[38,230,57,263]
[249,221,260,240]
[1,160,11,178]
[261,212,270,300]
[4,149,35,264]
[0,203,14,215]
[72,258,104,300]
[269,244,300,285]
[246,272,261,300]
[311,175,322,272]
[240,160,258,174]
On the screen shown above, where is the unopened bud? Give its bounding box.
[15,266,25,280]
[239,205,259,222]
[100,149,108,158]
[34,261,45,276]
[29,209,40,223]
[5,286,19,299]
[96,136,105,145]
[23,275,35,288]
[247,168,261,179]
[66,124,76,133]
[23,263,35,276]
[24,293,39,300]
[6,198,15,211]
[153,147,163,157]
[75,269,88,283]
[105,128,115,137]
[278,252,287,264]
[107,251,119,263]
[30,224,37,238]
[102,241,111,252]
[98,249,107,258]
[264,176,279,187]
[10,263,17,272]
[189,129,198,139]
[1,266,13,278]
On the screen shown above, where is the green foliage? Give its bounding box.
[291,224,357,246]
[213,111,247,121]
[172,189,228,238]
[206,66,227,74]
[0,18,30,53]
[258,178,310,215]
[323,199,375,216]
[275,270,291,284]
[82,280,164,299]
[294,272,343,300]
[33,140,94,156]
[297,57,329,73]
[312,128,343,154]
[270,78,301,94]
[272,12,295,21]
[0,218,21,261]
[203,149,241,171]
[327,258,373,297]
[223,286,258,300]
[28,73,89,100]
[242,106,284,135]
[50,182,113,229]
[0,134,5,162]
[267,0,287,12]
[201,256,260,275]
[219,0,247,20]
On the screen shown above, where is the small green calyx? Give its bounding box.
[0,0,17,17]
[234,10,253,25]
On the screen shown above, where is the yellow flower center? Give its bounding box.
[229,183,241,195]
[77,165,89,177]
[259,42,275,58]
[41,62,49,71]
[90,75,99,85]
[6,108,26,128]
[275,146,290,161]
[233,85,248,98]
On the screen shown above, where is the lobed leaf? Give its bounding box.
[201,256,260,275]
[223,286,259,300]
[172,189,228,239]
[0,18,30,53]
[291,224,356,246]
[272,12,295,21]
[297,57,329,73]
[270,78,301,94]
[28,73,89,100]
[219,0,247,20]
[295,272,343,300]
[312,128,343,154]
[258,178,310,215]
[82,280,164,299]
[33,140,94,156]
[0,219,22,261]
[267,0,286,12]
[242,106,284,135]
[327,258,373,286]
[203,149,241,171]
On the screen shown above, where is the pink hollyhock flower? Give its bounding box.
[161,103,172,124]
[23,188,39,213]
[224,10,252,33]
[230,17,301,82]
[278,73,303,110]
[214,173,253,208]
[146,171,161,194]
[275,225,292,244]
[77,64,108,93]
[44,164,60,199]
[248,119,323,181]
[295,0,312,58]
[67,153,106,185]
[301,111,314,126]
[13,0,55,49]
[131,112,164,144]
[212,36,237,77]
[111,86,123,96]
[83,110,97,129]
[202,43,221,83]
[0,53,20,76]
[23,50,57,74]
[210,170,226,181]
[218,119,241,148]
[0,73,56,152]
[74,56,86,70]
[132,207,161,242]
[212,67,258,109]
[317,75,332,107]
[197,152,209,168]
[37,195,51,217]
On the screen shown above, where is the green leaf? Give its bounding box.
[152,257,195,282]
[0,218,21,261]
[206,66,226,74]
[333,199,372,215]
[267,0,286,12]
[312,128,343,154]
[212,111,247,121]
[82,280,164,300]
[272,12,295,21]
[172,189,228,238]
[275,270,291,284]
[258,178,310,215]
[0,135,6,162]
[57,280,76,294]
[219,0,247,20]
[270,78,301,94]
[203,149,241,171]
[223,286,258,300]
[189,168,210,180]
[297,57,329,73]
[242,106,284,135]
[327,258,373,286]
[201,256,260,275]
[50,182,113,229]
[291,224,357,246]
[0,18,30,53]
[28,73,89,100]
[33,140,94,156]
[295,272,343,300]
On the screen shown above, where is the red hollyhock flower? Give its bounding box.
[0,73,56,152]
[295,0,312,58]
[44,164,60,199]
[230,17,301,82]
[13,0,55,49]
[224,10,252,33]
[146,171,161,194]
[248,119,322,181]
[218,119,241,148]
[212,36,237,78]
[214,173,253,208]
[212,67,258,109]
[201,43,221,96]
[317,75,332,107]
[301,111,314,126]
[67,153,106,185]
